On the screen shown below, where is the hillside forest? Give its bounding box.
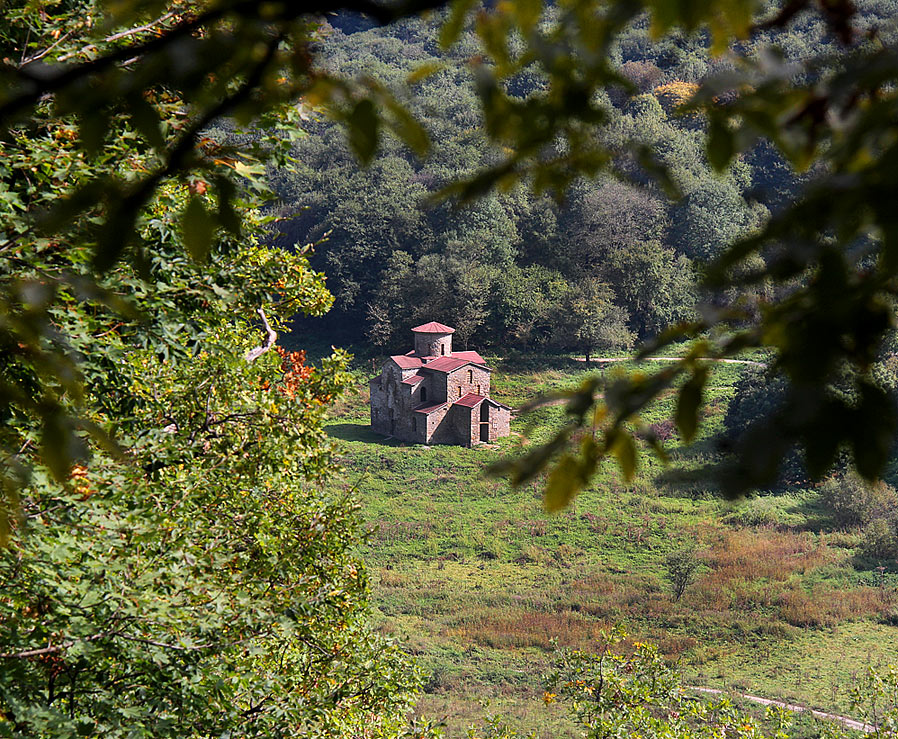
[274,2,895,357]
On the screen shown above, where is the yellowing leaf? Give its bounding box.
[611,433,637,481]
[181,196,215,263]
[406,62,445,85]
[544,454,582,512]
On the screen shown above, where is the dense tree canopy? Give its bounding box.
[0,3,432,734]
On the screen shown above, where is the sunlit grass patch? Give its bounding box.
[322,354,890,735]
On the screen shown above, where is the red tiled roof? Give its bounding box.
[420,356,469,373]
[414,402,448,415]
[486,398,513,411]
[390,355,424,369]
[401,374,425,385]
[452,350,486,364]
[411,321,455,334]
[455,393,486,408]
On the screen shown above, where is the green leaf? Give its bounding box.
[347,99,380,165]
[512,0,543,34]
[611,432,637,481]
[676,367,707,443]
[384,99,430,157]
[853,381,896,480]
[41,411,73,482]
[406,62,444,84]
[127,94,165,149]
[707,116,734,171]
[213,176,241,235]
[180,196,215,263]
[439,0,476,49]
[78,111,110,156]
[476,13,512,75]
[544,454,582,512]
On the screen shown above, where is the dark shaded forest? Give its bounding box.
[270,1,897,355]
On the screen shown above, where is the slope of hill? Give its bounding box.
[322,355,898,736]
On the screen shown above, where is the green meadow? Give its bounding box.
[323,354,898,737]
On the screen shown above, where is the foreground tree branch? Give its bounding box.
[245,308,277,362]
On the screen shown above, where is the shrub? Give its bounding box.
[860,517,898,560]
[820,472,897,527]
[664,547,701,601]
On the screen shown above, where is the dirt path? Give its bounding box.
[686,686,875,733]
[574,356,767,367]
[511,355,765,415]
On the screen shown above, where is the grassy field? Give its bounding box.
[320,352,898,737]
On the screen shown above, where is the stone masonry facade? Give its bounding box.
[369,322,511,446]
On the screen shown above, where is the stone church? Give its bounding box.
[369,321,511,446]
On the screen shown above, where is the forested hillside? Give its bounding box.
[273,2,897,353]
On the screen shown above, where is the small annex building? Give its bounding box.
[369,321,511,446]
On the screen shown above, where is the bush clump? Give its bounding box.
[860,518,898,560]
[820,472,897,528]
[819,473,898,560]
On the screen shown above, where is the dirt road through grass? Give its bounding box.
[687,686,875,733]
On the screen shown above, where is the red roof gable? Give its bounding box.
[421,356,469,373]
[411,321,455,334]
[414,402,448,415]
[390,355,424,370]
[452,350,486,364]
[454,393,486,408]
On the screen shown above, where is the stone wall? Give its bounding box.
[445,365,491,402]
[408,380,428,407]
[425,405,453,443]
[370,362,422,441]
[414,332,452,357]
[448,404,476,446]
[487,405,511,441]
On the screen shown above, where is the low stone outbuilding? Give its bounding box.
[369,322,511,446]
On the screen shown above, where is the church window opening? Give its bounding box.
[467,369,473,383]
[441,345,445,355]
[421,387,427,402]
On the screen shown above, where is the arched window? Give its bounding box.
[467,369,473,383]
[441,344,446,355]
[421,387,427,402]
